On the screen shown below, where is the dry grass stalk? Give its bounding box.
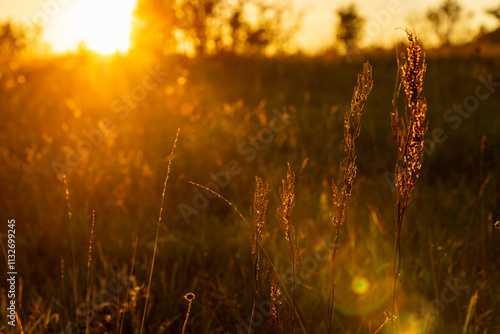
[463,291,478,334]
[327,61,373,334]
[189,181,247,223]
[119,236,139,334]
[62,174,79,323]
[140,128,180,334]
[267,263,283,334]
[85,210,95,334]
[61,259,65,288]
[181,292,196,334]
[251,177,270,276]
[190,178,307,332]
[249,177,270,334]
[389,30,428,327]
[277,163,298,334]
[60,259,66,314]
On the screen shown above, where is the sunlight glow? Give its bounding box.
[401,319,424,334]
[351,276,370,295]
[70,0,135,54]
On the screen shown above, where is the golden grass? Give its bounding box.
[268,263,283,334]
[140,128,180,334]
[85,210,95,334]
[276,163,299,334]
[463,291,478,333]
[189,181,247,224]
[327,61,373,333]
[251,177,270,278]
[3,35,499,333]
[119,236,139,334]
[389,30,428,330]
[181,292,195,334]
[62,174,78,324]
[249,177,270,334]
[190,177,308,333]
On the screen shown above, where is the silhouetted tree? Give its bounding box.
[132,0,300,56]
[426,0,464,45]
[223,0,301,54]
[131,0,178,56]
[229,11,243,52]
[336,4,365,54]
[177,0,222,55]
[486,4,500,25]
[133,0,225,56]
[0,21,27,55]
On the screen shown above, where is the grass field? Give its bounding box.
[1,40,500,333]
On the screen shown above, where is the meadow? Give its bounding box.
[0,39,499,333]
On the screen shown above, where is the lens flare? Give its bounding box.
[351,275,370,295]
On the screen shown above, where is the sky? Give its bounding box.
[294,0,498,51]
[0,0,498,54]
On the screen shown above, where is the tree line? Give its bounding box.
[1,0,500,57]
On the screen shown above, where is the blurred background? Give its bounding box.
[0,0,499,333]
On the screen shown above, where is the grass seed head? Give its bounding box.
[184,292,195,301]
[277,163,296,243]
[251,176,270,272]
[392,30,428,205]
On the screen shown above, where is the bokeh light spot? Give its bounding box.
[351,275,370,295]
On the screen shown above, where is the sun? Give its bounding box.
[70,0,136,55]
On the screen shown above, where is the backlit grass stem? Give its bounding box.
[63,174,79,324]
[140,128,180,334]
[249,177,270,334]
[389,30,428,329]
[85,210,96,334]
[277,163,298,334]
[327,61,373,334]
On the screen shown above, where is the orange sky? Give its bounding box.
[0,0,497,54]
